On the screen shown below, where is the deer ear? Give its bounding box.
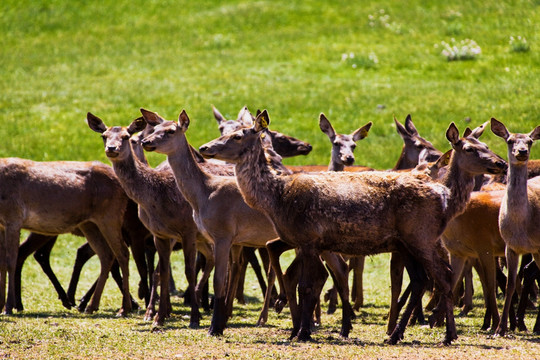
[319,113,336,140]
[238,106,254,126]
[463,128,472,137]
[127,117,147,135]
[352,122,372,142]
[468,121,488,139]
[178,110,190,131]
[490,118,510,140]
[446,122,460,146]
[529,126,540,141]
[140,108,165,126]
[404,114,418,135]
[254,110,270,132]
[87,112,107,134]
[394,116,411,139]
[212,105,226,124]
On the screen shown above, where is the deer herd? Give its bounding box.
[3,104,540,346]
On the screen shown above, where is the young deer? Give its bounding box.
[139,109,353,337]
[0,159,132,316]
[491,118,540,336]
[198,110,506,345]
[86,113,216,328]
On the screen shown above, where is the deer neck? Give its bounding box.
[505,162,530,218]
[440,154,476,220]
[165,132,211,213]
[393,145,416,170]
[328,157,344,172]
[235,138,284,216]
[110,145,156,205]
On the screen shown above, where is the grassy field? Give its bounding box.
[2,0,540,358]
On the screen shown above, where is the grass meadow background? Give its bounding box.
[1,0,540,358]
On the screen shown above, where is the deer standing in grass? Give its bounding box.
[491,118,540,336]
[139,109,353,337]
[198,110,506,344]
[86,113,220,328]
[0,159,132,316]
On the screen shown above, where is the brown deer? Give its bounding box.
[198,110,506,345]
[86,113,221,328]
[0,159,132,316]
[139,109,353,337]
[491,118,540,336]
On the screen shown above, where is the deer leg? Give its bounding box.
[144,257,160,321]
[351,255,365,310]
[265,239,294,314]
[78,224,114,315]
[195,236,214,312]
[449,256,467,312]
[98,224,132,317]
[151,237,173,327]
[234,248,249,305]
[387,252,405,335]
[297,249,327,341]
[225,245,244,318]
[386,252,426,345]
[258,248,278,301]
[67,242,96,308]
[3,225,21,314]
[15,233,60,311]
[322,252,353,338]
[33,236,74,310]
[424,254,457,345]
[208,237,232,336]
[495,248,519,337]
[181,232,200,328]
[476,253,500,331]
[247,247,268,300]
[257,261,276,326]
[460,260,474,316]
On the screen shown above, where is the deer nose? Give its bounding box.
[518,149,528,156]
[199,145,209,153]
[106,146,117,152]
[343,156,355,165]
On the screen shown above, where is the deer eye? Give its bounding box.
[465,147,474,152]
[166,129,175,135]
[351,144,356,150]
[233,134,242,140]
[121,135,130,141]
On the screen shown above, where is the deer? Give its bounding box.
[139,108,354,337]
[0,159,133,316]
[198,110,506,345]
[86,113,224,328]
[491,118,540,336]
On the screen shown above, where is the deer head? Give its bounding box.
[86,113,146,160]
[213,105,253,136]
[446,122,506,176]
[394,115,442,169]
[319,113,372,170]
[199,110,271,162]
[491,118,540,165]
[139,108,191,155]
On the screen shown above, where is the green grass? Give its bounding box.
[2,0,540,358]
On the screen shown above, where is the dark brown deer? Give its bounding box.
[139,109,353,337]
[198,110,506,345]
[491,118,540,336]
[0,159,132,316]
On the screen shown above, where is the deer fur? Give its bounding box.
[139,108,353,337]
[0,159,132,316]
[491,118,540,336]
[198,110,506,345]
